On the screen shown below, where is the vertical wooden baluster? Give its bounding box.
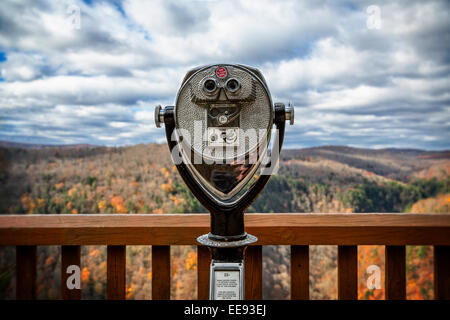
[107,245,126,300]
[291,245,309,300]
[338,245,358,300]
[245,245,262,300]
[385,245,406,300]
[197,246,211,300]
[61,245,81,300]
[434,246,450,300]
[16,246,37,300]
[152,245,170,300]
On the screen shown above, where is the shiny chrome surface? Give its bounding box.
[154,104,163,128]
[286,102,295,125]
[174,64,274,204]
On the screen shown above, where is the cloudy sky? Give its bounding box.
[0,0,449,149]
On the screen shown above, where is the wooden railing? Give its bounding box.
[1,213,449,300]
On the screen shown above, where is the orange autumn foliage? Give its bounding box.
[126,283,136,300]
[68,186,78,197]
[169,194,183,206]
[97,200,107,211]
[89,249,100,258]
[129,181,139,188]
[54,182,64,190]
[81,267,90,283]
[161,183,173,193]
[110,195,127,213]
[45,256,55,266]
[21,193,35,214]
[160,167,170,178]
[36,198,45,208]
[409,193,450,213]
[406,246,434,300]
[185,251,197,271]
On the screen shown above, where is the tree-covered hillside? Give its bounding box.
[0,143,448,300]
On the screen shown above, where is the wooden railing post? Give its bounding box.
[434,245,450,300]
[245,245,262,300]
[197,246,211,300]
[291,245,309,300]
[385,245,406,300]
[16,246,37,300]
[152,245,171,300]
[338,245,358,300]
[61,245,81,300]
[107,245,126,300]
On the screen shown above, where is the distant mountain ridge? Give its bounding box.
[1,140,449,154]
[0,141,99,149]
[1,140,447,183]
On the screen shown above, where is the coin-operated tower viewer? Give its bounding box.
[155,64,294,300]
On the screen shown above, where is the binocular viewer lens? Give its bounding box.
[225,78,240,92]
[203,79,217,94]
[202,78,241,95]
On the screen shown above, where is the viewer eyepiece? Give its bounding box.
[225,78,240,93]
[203,78,218,94]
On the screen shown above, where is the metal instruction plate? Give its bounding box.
[210,261,244,300]
[214,270,240,300]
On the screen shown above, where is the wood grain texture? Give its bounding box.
[385,245,406,300]
[290,245,309,300]
[152,245,170,300]
[245,245,262,300]
[197,246,211,300]
[338,245,357,300]
[61,245,81,300]
[6,214,450,301]
[16,246,36,300]
[434,246,450,300]
[107,245,126,300]
[1,213,449,245]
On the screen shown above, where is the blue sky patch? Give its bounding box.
[0,51,7,63]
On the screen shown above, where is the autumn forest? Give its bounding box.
[0,143,449,300]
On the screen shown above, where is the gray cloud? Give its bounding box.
[0,0,449,149]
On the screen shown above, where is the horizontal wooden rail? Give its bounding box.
[1,213,450,245]
[2,213,450,300]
